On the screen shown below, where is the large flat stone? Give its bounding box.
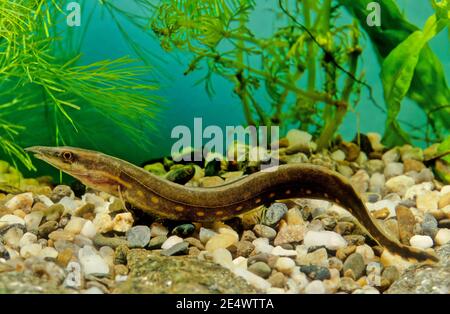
[113,249,256,294]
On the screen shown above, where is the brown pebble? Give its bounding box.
[395,205,416,245]
[334,222,354,235]
[343,235,365,246]
[267,271,286,288]
[241,230,257,242]
[114,245,130,265]
[31,202,47,212]
[56,248,73,267]
[184,237,205,250]
[235,240,255,258]
[336,245,356,261]
[48,230,75,241]
[403,159,425,173]
[439,193,450,209]
[266,255,279,268]
[371,208,390,220]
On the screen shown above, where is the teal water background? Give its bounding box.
[13,0,450,177]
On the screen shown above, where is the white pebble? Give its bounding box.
[64,217,87,234]
[38,247,58,259]
[161,235,183,250]
[434,228,450,246]
[37,195,54,207]
[212,248,233,269]
[64,262,82,289]
[232,268,271,291]
[252,238,274,254]
[80,220,97,239]
[271,246,297,257]
[305,280,326,294]
[78,245,110,276]
[275,257,295,274]
[409,235,433,249]
[112,212,134,232]
[83,287,104,294]
[232,256,248,270]
[20,243,42,258]
[0,214,25,227]
[199,227,217,244]
[303,231,347,250]
[24,211,44,231]
[5,192,33,211]
[19,232,37,248]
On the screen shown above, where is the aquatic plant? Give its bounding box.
[149,0,449,148]
[0,0,160,170]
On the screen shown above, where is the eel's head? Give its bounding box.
[25,146,122,193]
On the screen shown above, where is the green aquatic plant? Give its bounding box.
[341,0,450,145]
[149,0,366,149]
[0,0,160,170]
[149,0,449,149]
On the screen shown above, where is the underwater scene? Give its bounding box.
[0,0,449,298]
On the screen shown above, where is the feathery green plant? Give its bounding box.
[0,0,160,170]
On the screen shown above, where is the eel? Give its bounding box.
[25,146,439,264]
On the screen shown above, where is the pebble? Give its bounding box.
[48,230,75,242]
[274,257,295,274]
[421,214,438,238]
[234,241,255,258]
[355,244,376,264]
[80,220,97,239]
[150,222,169,237]
[39,247,58,259]
[20,243,42,258]
[3,227,23,249]
[416,191,440,211]
[304,280,326,294]
[300,265,331,280]
[148,235,167,249]
[296,247,329,267]
[267,271,286,288]
[253,224,277,240]
[271,246,297,257]
[252,238,274,254]
[64,217,87,234]
[232,256,248,270]
[385,175,415,197]
[171,224,195,237]
[93,213,113,233]
[5,193,33,211]
[248,261,272,279]
[199,227,217,244]
[50,185,74,202]
[303,230,347,250]
[382,148,400,164]
[409,235,433,249]
[64,261,82,289]
[381,265,400,286]
[404,182,434,200]
[161,241,189,256]
[261,203,288,227]
[233,268,271,291]
[56,248,74,267]
[111,212,134,232]
[24,211,43,232]
[350,170,370,194]
[328,257,343,271]
[161,235,184,250]
[366,160,384,175]
[19,232,37,248]
[99,246,115,266]
[434,228,450,245]
[331,150,346,161]
[384,162,404,179]
[343,253,365,280]
[78,246,110,276]
[369,173,385,194]
[353,286,380,294]
[205,234,237,252]
[211,247,233,269]
[439,193,450,209]
[403,159,425,173]
[241,230,256,242]
[0,214,25,227]
[199,176,224,187]
[274,224,305,246]
[339,277,360,292]
[126,225,151,248]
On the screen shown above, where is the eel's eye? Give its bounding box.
[62,151,73,162]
